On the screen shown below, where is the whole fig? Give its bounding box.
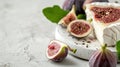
[62,0,85,15]
[89,44,117,67]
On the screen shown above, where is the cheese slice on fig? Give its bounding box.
[85,2,120,46]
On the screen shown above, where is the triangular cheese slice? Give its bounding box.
[85,2,120,46]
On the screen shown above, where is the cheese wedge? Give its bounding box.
[85,2,120,46]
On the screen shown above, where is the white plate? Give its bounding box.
[55,25,118,61]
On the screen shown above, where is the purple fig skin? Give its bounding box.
[62,0,75,11]
[51,47,68,62]
[62,0,85,15]
[74,0,85,15]
[47,40,77,62]
[89,45,117,67]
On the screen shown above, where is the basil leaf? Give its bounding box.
[116,40,120,60]
[42,5,69,24]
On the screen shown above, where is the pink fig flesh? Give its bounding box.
[46,40,68,62]
[48,42,61,56]
[67,20,92,38]
[91,7,120,23]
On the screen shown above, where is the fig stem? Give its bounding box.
[67,45,77,53]
[101,44,107,51]
[71,5,76,14]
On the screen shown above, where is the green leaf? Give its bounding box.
[42,5,69,24]
[77,14,86,20]
[116,40,120,60]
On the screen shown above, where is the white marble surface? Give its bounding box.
[0,0,120,67]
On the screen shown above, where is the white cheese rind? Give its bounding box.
[85,2,120,46]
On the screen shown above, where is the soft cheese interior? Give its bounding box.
[85,2,120,46]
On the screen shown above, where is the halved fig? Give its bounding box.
[46,40,76,62]
[59,5,77,27]
[67,20,92,37]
